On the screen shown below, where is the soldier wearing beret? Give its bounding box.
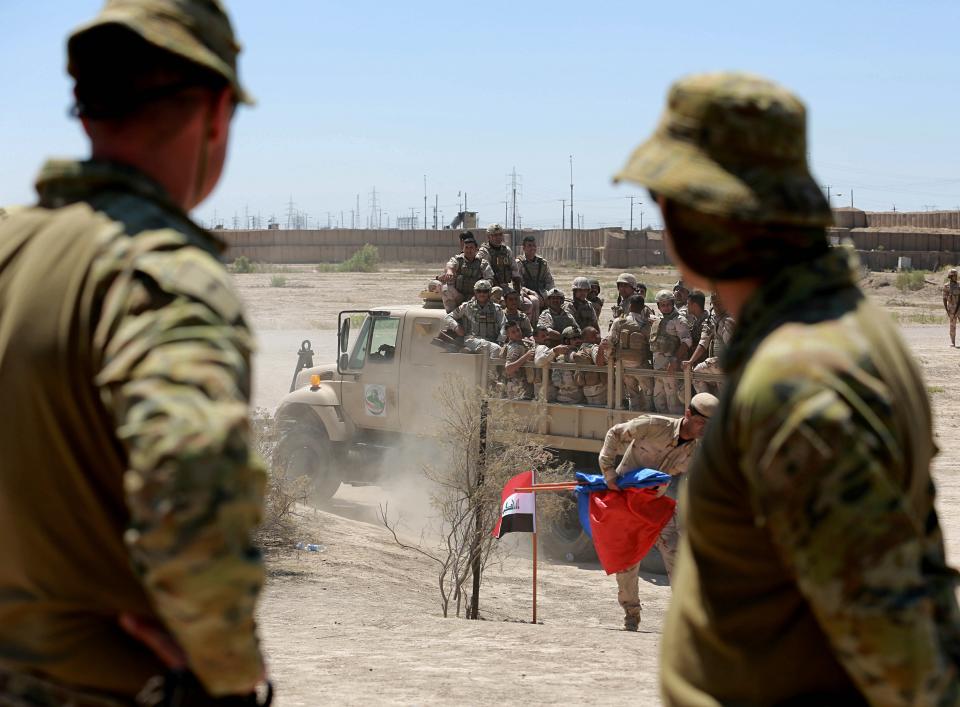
[615,71,960,705]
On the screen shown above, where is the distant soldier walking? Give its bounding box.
[616,71,960,706]
[943,268,960,347]
[0,1,270,704]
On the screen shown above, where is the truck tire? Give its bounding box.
[275,423,342,503]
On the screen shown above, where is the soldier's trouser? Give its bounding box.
[693,357,722,395]
[582,382,606,406]
[655,510,679,579]
[464,337,501,358]
[653,354,682,414]
[616,563,643,621]
[623,370,653,411]
[520,289,541,323]
[441,284,466,313]
[504,378,534,400]
[950,314,958,344]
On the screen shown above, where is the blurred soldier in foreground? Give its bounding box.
[943,268,960,347]
[516,234,555,322]
[650,290,691,415]
[437,236,494,313]
[0,1,271,704]
[444,279,504,357]
[606,294,654,411]
[598,393,718,630]
[566,276,600,331]
[616,71,960,706]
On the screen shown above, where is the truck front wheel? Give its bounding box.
[275,423,343,503]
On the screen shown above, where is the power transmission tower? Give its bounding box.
[369,188,380,229]
[506,168,522,251]
[423,175,428,230]
[285,196,296,229]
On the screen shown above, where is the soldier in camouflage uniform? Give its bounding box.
[682,290,708,348]
[606,294,655,411]
[479,223,522,292]
[498,321,535,400]
[532,325,557,402]
[588,279,604,320]
[672,280,690,316]
[0,2,270,704]
[444,279,504,358]
[943,268,960,346]
[684,291,736,395]
[610,272,638,320]
[499,288,533,342]
[516,234,556,322]
[650,290,692,415]
[537,288,579,342]
[615,71,960,706]
[572,327,610,406]
[438,236,494,313]
[565,276,601,331]
[548,327,585,404]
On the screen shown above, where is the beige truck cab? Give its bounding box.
[274,300,722,563]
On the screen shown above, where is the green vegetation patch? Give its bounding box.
[317,244,380,273]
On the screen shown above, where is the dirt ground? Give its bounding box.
[234,263,960,706]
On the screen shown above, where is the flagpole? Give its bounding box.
[532,469,538,625]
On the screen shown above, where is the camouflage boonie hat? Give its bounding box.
[545,288,565,299]
[68,0,254,105]
[616,273,637,287]
[614,72,830,227]
[561,326,581,341]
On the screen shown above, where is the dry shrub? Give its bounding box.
[251,408,310,549]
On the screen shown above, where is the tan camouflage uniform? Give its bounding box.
[478,241,519,289]
[616,71,960,707]
[499,340,535,400]
[444,298,504,357]
[517,255,555,322]
[537,306,578,338]
[608,312,654,411]
[572,342,607,406]
[942,273,960,346]
[692,310,736,395]
[565,297,600,332]
[650,310,691,415]
[598,416,698,623]
[440,253,494,313]
[499,309,533,342]
[0,160,266,700]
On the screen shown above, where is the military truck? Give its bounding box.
[274,299,722,566]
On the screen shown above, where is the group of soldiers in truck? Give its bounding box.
[429,224,736,413]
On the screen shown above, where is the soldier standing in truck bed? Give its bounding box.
[683,291,736,396]
[607,294,655,411]
[588,279,604,320]
[537,288,579,342]
[516,234,556,322]
[499,288,533,342]
[610,273,639,320]
[650,290,691,415]
[573,326,609,406]
[566,277,601,331]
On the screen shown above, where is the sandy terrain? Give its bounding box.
[235,263,960,706]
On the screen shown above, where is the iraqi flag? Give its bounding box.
[492,470,536,538]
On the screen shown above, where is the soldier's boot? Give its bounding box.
[623,609,641,632]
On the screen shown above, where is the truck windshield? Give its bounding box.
[348,316,372,369]
[368,317,399,363]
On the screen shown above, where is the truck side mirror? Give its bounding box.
[339,318,350,353]
[339,352,349,371]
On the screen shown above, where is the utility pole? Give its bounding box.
[850,189,854,208]
[569,155,574,235]
[434,195,439,230]
[423,175,428,230]
[510,167,521,252]
[560,199,566,230]
[626,195,640,230]
[356,194,361,229]
[822,184,832,207]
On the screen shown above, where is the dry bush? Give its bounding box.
[380,375,570,618]
[251,408,310,549]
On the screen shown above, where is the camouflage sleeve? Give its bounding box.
[446,255,459,272]
[93,242,265,696]
[741,380,959,706]
[542,261,555,292]
[598,419,647,482]
[519,314,533,337]
[537,310,553,329]
[698,315,714,350]
[673,317,692,348]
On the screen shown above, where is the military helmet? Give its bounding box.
[545,287,565,299]
[561,326,581,341]
[572,276,591,291]
[68,0,254,106]
[474,279,493,292]
[613,72,831,227]
[673,279,689,293]
[950,268,958,278]
[655,289,675,304]
[486,223,504,235]
[588,278,600,287]
[502,287,519,299]
[616,273,638,287]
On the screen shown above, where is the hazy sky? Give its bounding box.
[3,1,959,229]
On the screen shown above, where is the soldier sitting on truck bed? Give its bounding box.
[537,288,578,342]
[683,290,708,349]
[588,279,604,320]
[566,277,601,331]
[479,224,522,293]
[516,234,555,323]
[550,326,586,404]
[499,287,533,342]
[572,326,610,406]
[532,325,557,402]
[683,291,736,396]
[444,279,504,357]
[499,321,535,400]
[436,236,494,313]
